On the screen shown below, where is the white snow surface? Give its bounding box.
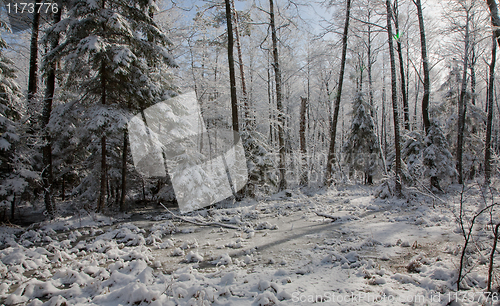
[0,185,498,305]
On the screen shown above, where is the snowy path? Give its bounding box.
[0,186,495,305]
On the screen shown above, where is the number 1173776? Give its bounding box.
[6,3,58,14]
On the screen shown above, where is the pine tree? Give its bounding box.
[0,22,27,219]
[241,130,278,196]
[50,0,176,212]
[342,93,380,184]
[423,120,456,191]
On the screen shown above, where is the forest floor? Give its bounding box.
[1,183,499,305]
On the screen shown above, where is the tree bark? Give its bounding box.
[486,32,497,185]
[120,129,128,211]
[225,0,239,133]
[98,59,107,213]
[470,48,476,106]
[300,97,308,186]
[42,4,61,217]
[367,9,374,117]
[393,0,410,130]
[386,0,402,196]
[97,0,107,213]
[325,0,351,185]
[28,5,40,104]
[414,0,438,189]
[415,0,431,134]
[487,0,500,47]
[457,11,470,185]
[269,0,286,191]
[230,0,250,127]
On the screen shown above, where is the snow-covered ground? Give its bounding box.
[1,184,499,305]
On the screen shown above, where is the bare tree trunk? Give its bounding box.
[415,0,431,134]
[269,0,286,191]
[325,0,351,185]
[457,11,470,185]
[470,50,476,106]
[487,0,500,46]
[120,129,128,211]
[485,0,500,185]
[393,0,410,130]
[414,0,438,189]
[98,60,107,213]
[97,0,107,213]
[488,223,500,292]
[42,5,61,217]
[382,58,387,160]
[386,0,402,196]
[367,10,374,117]
[225,0,239,133]
[61,175,65,201]
[486,33,497,185]
[11,195,15,221]
[230,0,250,127]
[28,6,40,104]
[300,97,308,186]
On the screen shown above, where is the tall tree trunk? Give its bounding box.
[42,5,61,217]
[486,25,498,185]
[98,59,107,213]
[28,6,40,104]
[382,58,388,159]
[393,0,409,130]
[269,0,286,191]
[325,0,351,185]
[225,0,239,133]
[230,0,250,127]
[487,0,500,47]
[415,0,437,189]
[415,0,431,134]
[300,97,308,186]
[457,11,470,185]
[367,9,374,117]
[470,50,476,106]
[386,0,402,196]
[97,0,107,213]
[120,129,128,211]
[224,0,242,200]
[61,174,65,201]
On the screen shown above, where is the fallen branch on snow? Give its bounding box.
[315,211,338,221]
[159,204,240,230]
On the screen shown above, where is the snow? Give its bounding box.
[1,185,499,305]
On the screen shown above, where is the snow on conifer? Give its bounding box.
[342,93,380,184]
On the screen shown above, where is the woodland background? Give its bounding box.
[0,0,499,221]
